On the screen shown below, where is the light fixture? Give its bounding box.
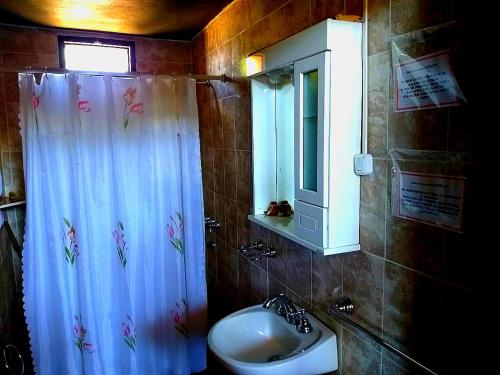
[245,54,264,76]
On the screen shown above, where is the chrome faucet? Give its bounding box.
[262,294,313,333]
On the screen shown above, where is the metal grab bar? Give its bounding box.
[329,297,438,375]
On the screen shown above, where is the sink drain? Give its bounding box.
[267,354,286,362]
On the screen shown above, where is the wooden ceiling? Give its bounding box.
[0,0,232,39]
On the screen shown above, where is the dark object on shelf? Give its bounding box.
[264,201,279,216]
[264,200,293,217]
[277,200,293,217]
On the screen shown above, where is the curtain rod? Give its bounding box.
[0,67,226,84]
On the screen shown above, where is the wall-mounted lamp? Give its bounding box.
[245,54,264,76]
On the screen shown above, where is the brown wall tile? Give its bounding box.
[383,262,442,371]
[0,107,7,149]
[213,149,225,195]
[214,193,227,241]
[268,274,287,297]
[247,0,288,27]
[164,41,192,64]
[225,0,250,38]
[225,199,238,248]
[391,0,453,36]
[283,0,311,39]
[206,235,218,276]
[345,0,363,16]
[360,159,386,256]
[0,27,35,53]
[0,74,5,103]
[2,53,39,68]
[368,0,390,55]
[311,252,342,312]
[388,108,449,151]
[234,95,251,150]
[367,52,389,157]
[223,149,236,199]
[248,8,285,53]
[250,263,268,304]
[236,203,251,246]
[311,0,345,25]
[285,241,312,303]
[203,189,214,218]
[386,212,444,276]
[382,349,412,375]
[36,53,59,68]
[342,327,381,375]
[34,30,58,55]
[266,231,287,283]
[343,252,384,336]
[217,242,239,298]
[235,150,252,205]
[221,97,235,149]
[4,73,19,103]
[210,100,223,146]
[238,254,252,306]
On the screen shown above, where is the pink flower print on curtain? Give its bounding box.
[167,212,184,254]
[171,298,188,338]
[32,92,40,131]
[121,315,137,352]
[122,87,144,129]
[78,100,90,112]
[63,218,79,265]
[77,84,91,112]
[113,221,128,267]
[73,315,94,353]
[32,93,40,109]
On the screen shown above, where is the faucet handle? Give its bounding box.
[289,309,313,333]
[296,315,313,333]
[289,308,306,320]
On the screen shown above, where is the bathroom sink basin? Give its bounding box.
[208,305,338,375]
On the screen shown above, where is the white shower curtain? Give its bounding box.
[19,73,206,374]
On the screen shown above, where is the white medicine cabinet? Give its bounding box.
[248,19,362,255]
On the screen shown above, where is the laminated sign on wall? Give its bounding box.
[394,50,461,112]
[393,171,465,231]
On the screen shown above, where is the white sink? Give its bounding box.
[207,305,338,375]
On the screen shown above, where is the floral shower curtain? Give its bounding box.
[19,73,206,374]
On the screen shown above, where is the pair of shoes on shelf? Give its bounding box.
[264,201,280,216]
[264,200,293,217]
[277,200,292,217]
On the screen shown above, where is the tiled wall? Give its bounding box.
[193,0,474,374]
[0,24,191,370]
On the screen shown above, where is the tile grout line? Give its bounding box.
[194,0,296,60]
[382,6,392,369]
[364,248,472,293]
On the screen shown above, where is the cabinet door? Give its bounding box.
[294,52,330,207]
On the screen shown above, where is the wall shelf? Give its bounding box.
[0,197,26,209]
[248,215,360,256]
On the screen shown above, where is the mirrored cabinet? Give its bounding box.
[248,19,362,255]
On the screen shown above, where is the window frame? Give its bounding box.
[58,36,136,72]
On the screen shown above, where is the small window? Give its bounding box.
[58,36,136,73]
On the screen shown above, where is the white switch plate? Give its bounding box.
[354,153,373,176]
